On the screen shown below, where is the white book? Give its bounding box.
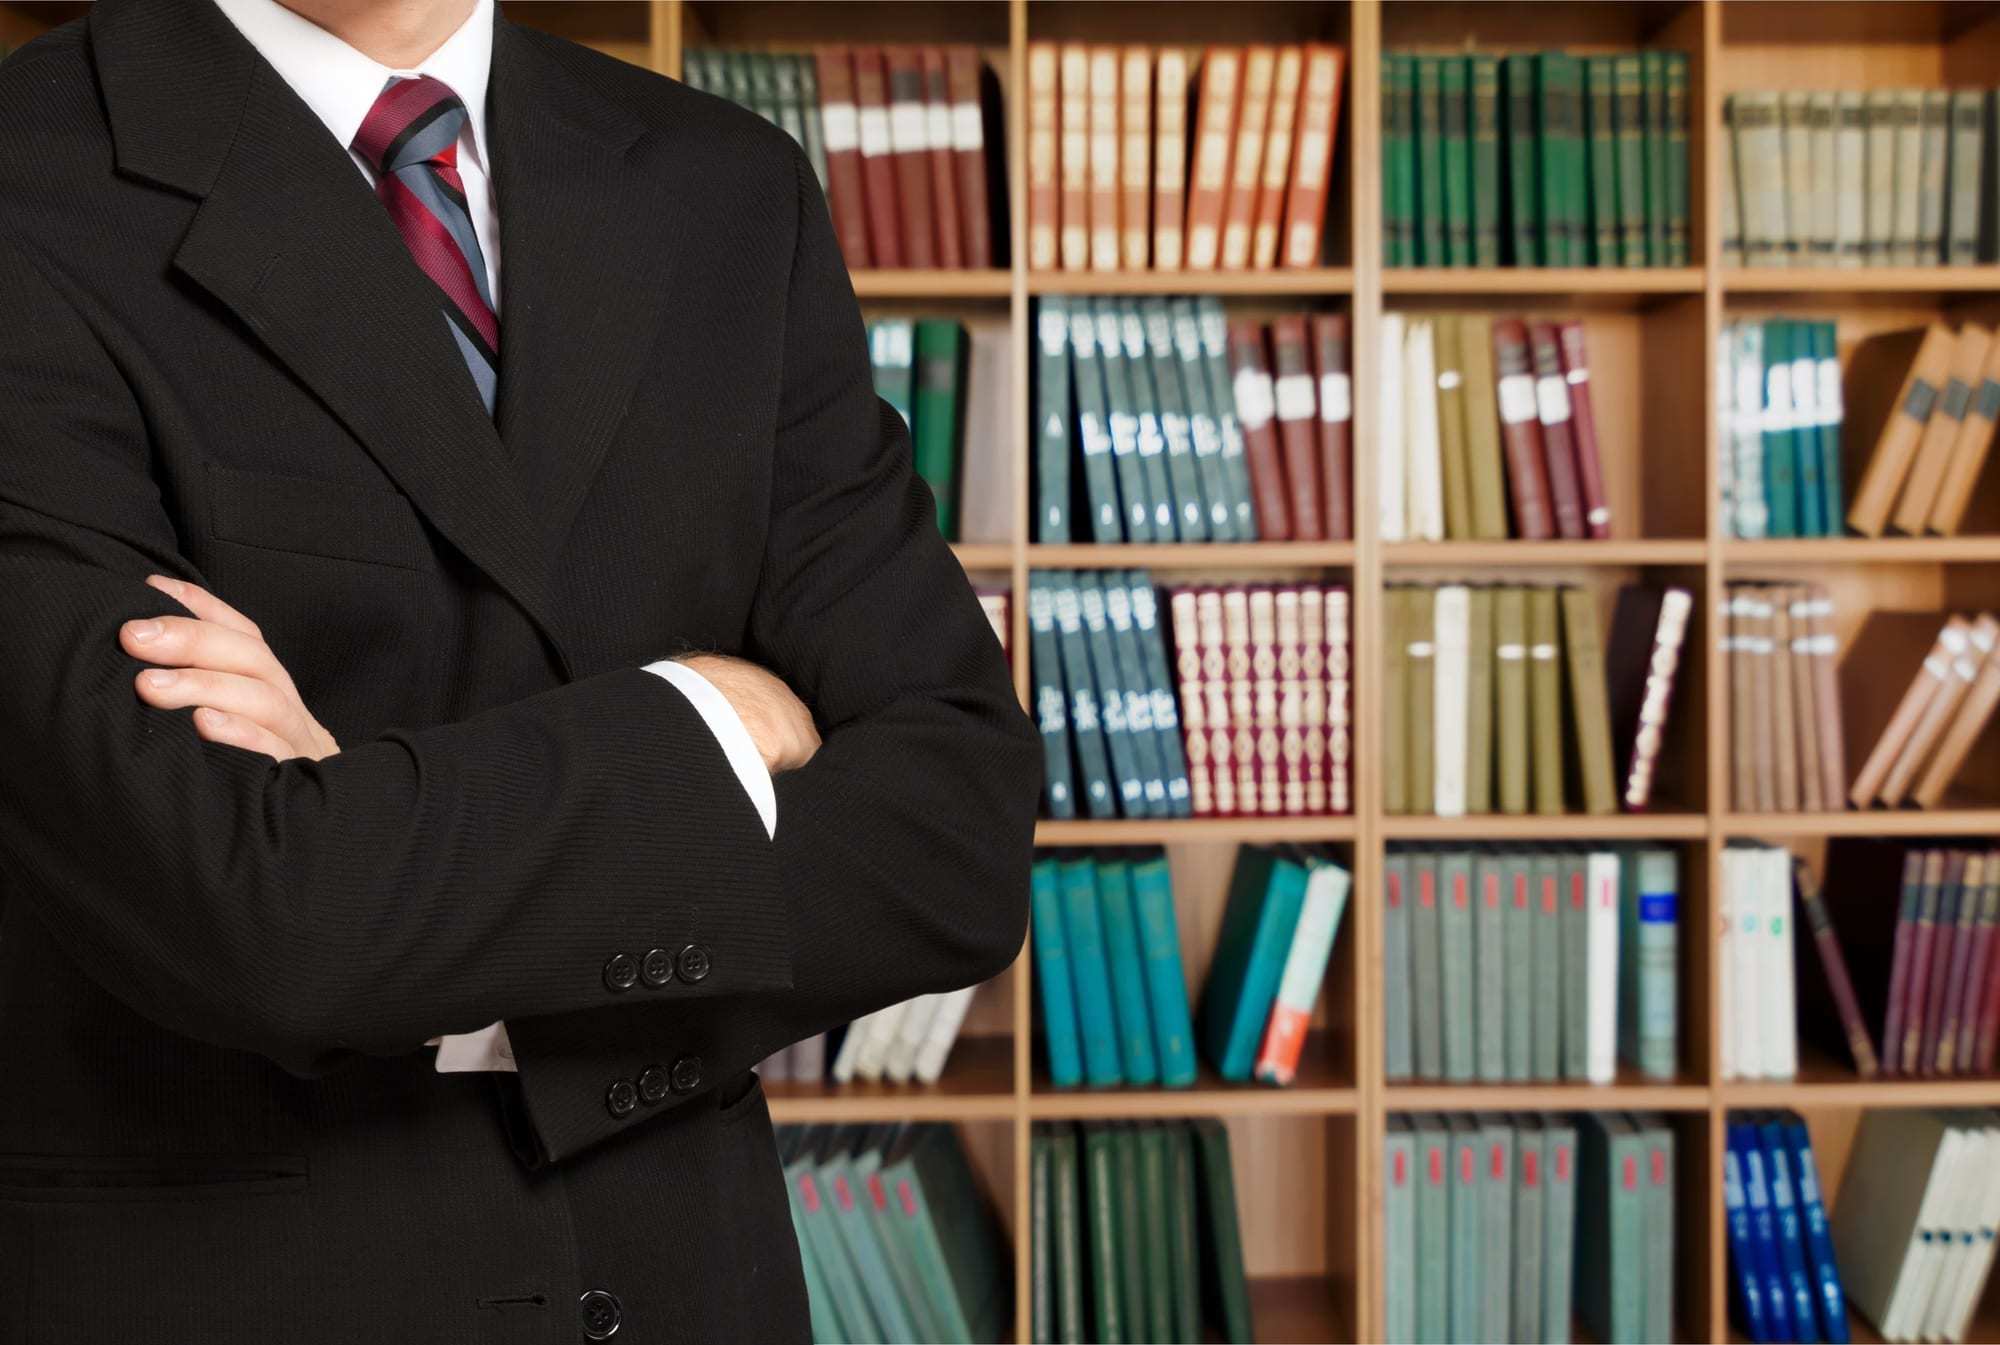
[913,985,977,1084]
[1431,585,1470,817]
[1585,850,1622,1084]
[1403,319,1445,541]
[1729,849,1766,1078]
[1378,312,1407,540]
[1719,850,1741,1080]
[852,999,910,1082]
[1884,1127,1966,1341]
[1893,90,1925,266]
[830,1007,886,1083]
[1833,91,1866,267]
[883,992,943,1083]
[1946,1122,2000,1343]
[1732,322,1769,539]
[1718,320,1736,525]
[760,1046,792,1081]
[1925,1123,1992,1342]
[1760,846,1798,1079]
[1808,92,1838,264]
[1736,91,1787,266]
[789,1032,828,1083]
[1781,91,1813,265]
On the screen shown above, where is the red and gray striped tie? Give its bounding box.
[353,76,499,413]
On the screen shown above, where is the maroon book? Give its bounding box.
[1490,320,1555,540]
[1896,849,1948,1075]
[1955,850,2000,1072]
[919,48,965,270]
[1977,912,2000,1073]
[1918,850,1971,1073]
[1268,316,1326,540]
[1225,321,1294,541]
[851,49,905,268]
[1527,321,1588,540]
[1557,320,1612,539]
[1792,857,1879,1077]
[814,49,874,269]
[944,48,995,270]
[1937,853,1986,1071]
[1309,314,1353,542]
[883,47,938,269]
[1880,848,1930,1076]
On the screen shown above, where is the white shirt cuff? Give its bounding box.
[642,658,778,840]
[429,1021,515,1072]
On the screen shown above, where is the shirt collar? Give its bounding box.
[209,0,494,170]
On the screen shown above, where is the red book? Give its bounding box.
[1937,852,1987,1072]
[1897,850,1947,1074]
[851,49,904,268]
[1880,849,1930,1075]
[813,48,873,269]
[1917,850,1967,1073]
[945,47,994,269]
[1298,587,1328,815]
[1275,587,1306,816]
[1168,588,1213,817]
[1247,587,1282,815]
[1324,585,1351,814]
[883,47,938,269]
[1976,895,2000,1073]
[1557,320,1612,539]
[1225,320,1292,540]
[1221,586,1257,816]
[919,48,964,270]
[1527,320,1588,539]
[1490,319,1555,540]
[1194,587,1237,817]
[1792,856,1880,1077]
[1309,314,1353,541]
[1955,849,2000,1071]
[1268,315,1325,540]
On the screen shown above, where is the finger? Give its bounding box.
[120,615,281,681]
[145,575,261,639]
[191,707,297,762]
[135,667,306,745]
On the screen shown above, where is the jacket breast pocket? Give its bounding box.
[0,1152,309,1204]
[204,464,445,738]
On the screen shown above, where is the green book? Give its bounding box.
[1166,1124,1202,1342]
[1196,297,1260,539]
[1384,851,1415,1079]
[1790,318,1826,536]
[794,55,830,193]
[1474,850,1507,1080]
[1440,56,1472,266]
[721,51,754,113]
[1139,298,1208,542]
[745,51,780,123]
[1050,1124,1087,1344]
[1478,1115,1516,1341]
[1440,850,1476,1081]
[1385,54,1417,265]
[1664,52,1691,264]
[1384,1116,1418,1345]
[1082,1125,1126,1343]
[1117,301,1176,540]
[823,1129,922,1343]
[769,50,807,152]
[1068,301,1122,543]
[1612,55,1648,266]
[1414,1114,1450,1345]
[1416,56,1447,265]
[1503,55,1541,265]
[1124,571,1193,818]
[1511,1115,1547,1344]
[911,318,967,540]
[1619,848,1680,1080]
[1198,847,1310,1080]
[1032,1125,1054,1345]
[1192,1118,1254,1344]
[1543,1116,1579,1345]
[1094,299,1153,543]
[1059,854,1124,1087]
[869,318,915,427]
[1576,1113,1644,1344]
[1636,1114,1677,1344]
[1535,54,1577,267]
[1407,585,1437,812]
[1502,849,1535,1081]
[1093,856,1159,1084]
[1464,585,1496,814]
[1641,51,1669,266]
[1111,1126,1146,1341]
[1469,55,1504,266]
[1527,588,1565,815]
[1101,577,1169,817]
[1383,586,1411,813]
[1027,579,1077,821]
[1447,1116,1484,1343]
[1761,318,1799,537]
[1129,849,1198,1087]
[1530,852,1562,1080]
[1560,848,1592,1080]
[855,1126,945,1343]
[1559,583,1617,817]
[788,1131,880,1343]
[1411,850,1445,1079]
[1075,575,1143,816]
[1048,573,1114,819]
[1170,299,1237,540]
[1584,56,1620,266]
[1494,586,1531,814]
[1136,1125,1173,1342]
[1033,299,1073,543]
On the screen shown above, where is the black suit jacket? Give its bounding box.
[0,3,1038,1340]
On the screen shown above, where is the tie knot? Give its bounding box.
[352,75,468,177]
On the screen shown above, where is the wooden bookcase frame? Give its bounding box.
[10,0,2000,1338]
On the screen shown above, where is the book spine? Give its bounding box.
[919,49,964,269]
[1248,588,1282,816]
[1094,300,1154,543]
[814,48,874,268]
[1219,46,1275,270]
[1504,55,1539,265]
[1641,52,1668,265]
[1383,854,1412,1078]
[1299,589,1328,815]
[1254,859,1350,1084]
[1585,57,1618,266]
[1026,45,1059,271]
[1468,55,1502,267]
[1227,320,1292,540]
[1142,301,1207,545]
[1892,90,1924,264]
[1118,302,1177,543]
[1936,854,1985,1072]
[1382,54,1413,267]
[1310,314,1353,540]
[1921,89,1951,263]
[1620,590,1692,812]
[1493,319,1556,539]
[1030,860,1083,1087]
[1794,854,1880,1076]
[884,47,938,268]
[1528,590,1565,815]
[1326,587,1352,814]
[1616,57,1649,265]
[1060,857,1124,1086]
[1250,46,1302,271]
[1953,854,2000,1071]
[1170,300,1235,539]
[1056,44,1090,271]
[1198,297,1261,539]
[1665,53,1690,264]
[1195,589,1237,816]
[1050,573,1116,818]
[1535,55,1570,266]
[1276,589,1305,816]
[1633,849,1681,1080]
[1169,588,1212,815]
[1223,588,1258,814]
[1027,577,1077,819]
[1032,298,1072,545]
[1529,320,1588,538]
[853,48,904,267]
[944,48,992,269]
[1269,314,1326,539]
[1185,49,1241,270]
[1723,1141,1772,1344]
[1474,855,1506,1081]
[1086,46,1120,273]
[1118,46,1152,272]
[1439,56,1471,266]
[1152,48,1189,271]
[1415,56,1445,266]
[1880,849,1928,1075]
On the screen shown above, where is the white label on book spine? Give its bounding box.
[1436,369,1462,391]
[951,102,984,150]
[1320,372,1351,422]
[858,107,891,156]
[1535,375,1572,424]
[890,101,928,149]
[926,104,953,148]
[822,103,859,153]
[1275,373,1316,421]
[1233,369,1276,429]
[1497,373,1537,424]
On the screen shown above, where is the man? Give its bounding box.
[0,0,1038,1339]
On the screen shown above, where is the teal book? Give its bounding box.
[1478,1116,1515,1341]
[1560,849,1591,1081]
[1093,298,1154,543]
[1094,856,1160,1085]
[854,1126,945,1343]
[1197,847,1309,1081]
[1414,1114,1450,1345]
[1762,319,1799,538]
[781,1130,858,1344]
[1503,54,1541,265]
[1440,56,1471,266]
[1502,849,1535,1081]
[1048,572,1114,818]
[1511,1115,1547,1344]
[1383,1116,1418,1345]
[1664,53,1690,264]
[1102,577,1170,817]
[869,318,915,428]
[1412,851,1444,1080]
[1543,1116,1579,1345]
[1812,321,1844,535]
[1124,572,1193,818]
[1033,297,1073,543]
[1789,318,1826,537]
[1576,1112,1644,1345]
[1026,577,1076,819]
[1031,856,1084,1088]
[1447,1116,1484,1343]
[822,1130,921,1344]
[1415,56,1447,265]
[1384,851,1414,1080]
[1129,851,1198,1087]
[1440,851,1476,1082]
[1068,298,1123,543]
[1531,852,1562,1080]
[1474,851,1507,1082]
[888,1124,1010,1343]
[1059,856,1123,1087]
[1076,573,1147,817]
[788,1131,881,1344]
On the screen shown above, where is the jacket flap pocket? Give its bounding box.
[209,463,427,569]
[0,1152,309,1202]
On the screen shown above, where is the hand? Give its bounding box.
[676,653,820,775]
[121,575,340,763]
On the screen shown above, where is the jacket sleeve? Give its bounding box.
[504,145,1041,1163]
[0,231,787,1077]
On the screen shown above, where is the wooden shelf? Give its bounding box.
[763,1035,1018,1124]
[1721,1059,2000,1109]
[1028,541,1356,569]
[1384,539,1707,566]
[1723,264,2000,294]
[849,269,1013,300]
[1381,811,1709,841]
[1035,815,1357,846]
[1382,266,1704,295]
[1722,536,2000,564]
[951,542,1015,569]
[1031,1028,1354,1118]
[1723,809,2000,837]
[1386,1070,1711,1114]
[1246,1276,1353,1345]
[1027,267,1354,297]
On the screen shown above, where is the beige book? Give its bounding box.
[1804,586,1848,808]
[1914,630,2000,808]
[1863,90,1898,265]
[1890,89,1924,265]
[1057,43,1091,270]
[1786,588,1826,813]
[1880,613,1997,806]
[1849,616,1965,806]
[1779,91,1813,265]
[1769,590,1802,811]
[1118,46,1152,271]
[1928,333,2000,535]
[1727,591,1756,811]
[1848,323,1958,537]
[1745,588,1778,813]
[1151,48,1190,271]
[1734,91,1786,267]
[1087,45,1121,272]
[1892,323,1992,535]
[1026,43,1060,270]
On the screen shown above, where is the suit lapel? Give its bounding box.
[94,0,574,673]
[487,21,679,546]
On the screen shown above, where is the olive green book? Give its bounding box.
[1031,1126,1054,1345]
[1511,1115,1547,1344]
[1441,850,1476,1082]
[1408,585,1438,812]
[1613,55,1648,266]
[1385,850,1415,1080]
[1531,852,1563,1080]
[1413,1113,1451,1345]
[1136,1124,1173,1343]
[912,318,967,541]
[1576,1112,1645,1345]
[1412,850,1445,1080]
[1503,848,1536,1081]
[1111,1125,1146,1341]
[1641,51,1669,266]
[1165,1124,1201,1343]
[1415,56,1446,265]
[1465,585,1496,814]
[1527,588,1566,815]
[1495,585,1532,814]
[1478,1115,1516,1341]
[1470,55,1504,267]
[1503,55,1541,265]
[1384,586,1411,814]
[1192,1118,1254,1344]
[1050,1124,1086,1345]
[1435,314,1475,538]
[1558,585,1618,815]
[1474,849,1507,1081]
[1447,1116,1485,1341]
[1664,53,1690,264]
[1440,56,1472,266]
[1082,1125,1125,1343]
[1584,56,1620,266]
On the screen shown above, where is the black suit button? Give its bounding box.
[670,1055,703,1094]
[676,942,712,983]
[638,1065,671,1105]
[602,953,639,993]
[640,947,675,987]
[579,1288,623,1340]
[605,1079,639,1119]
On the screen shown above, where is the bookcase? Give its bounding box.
[9,0,2000,1339]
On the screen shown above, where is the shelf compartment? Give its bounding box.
[1029,542,1355,569]
[763,1034,1018,1124]
[1385,540,1708,566]
[852,269,1015,300]
[1035,816,1357,845]
[1380,812,1710,840]
[1028,268,1355,297]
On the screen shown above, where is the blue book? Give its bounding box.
[1094,855,1160,1085]
[1724,1138,1773,1343]
[1030,857,1083,1088]
[1736,1120,1797,1344]
[1782,1114,1849,1344]
[1058,856,1123,1086]
[1762,1119,1821,1343]
[1128,851,1197,1087]
[1197,847,1309,1081]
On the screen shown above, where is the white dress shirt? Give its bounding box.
[209,0,777,1072]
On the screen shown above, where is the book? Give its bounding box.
[1191,1118,1254,1343]
[1282,46,1345,268]
[1253,852,1351,1085]
[1559,585,1618,816]
[1128,850,1198,1088]
[1249,47,1300,273]
[1185,49,1242,271]
[1197,847,1309,1081]
[1605,585,1694,812]
[1848,323,1957,537]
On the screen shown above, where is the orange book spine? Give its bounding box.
[1087,45,1121,271]
[1282,44,1346,269]
[1026,43,1059,271]
[1250,46,1304,271]
[1152,47,1190,271]
[1219,45,1276,270]
[1057,43,1091,271]
[1119,45,1153,271]
[1183,48,1241,271]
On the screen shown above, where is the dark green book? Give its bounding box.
[1073,575,1142,816]
[1385,851,1415,1079]
[1664,52,1690,264]
[1140,298,1208,542]
[912,318,967,539]
[1196,298,1260,539]
[1034,298,1073,543]
[1032,1126,1054,1344]
[1440,850,1476,1081]
[1503,849,1535,1081]
[1416,56,1447,265]
[1192,1118,1254,1344]
[1538,53,1585,268]
[1170,298,1237,541]
[794,55,830,193]
[1384,54,1416,266]
[1166,1123,1202,1343]
[1474,850,1507,1081]
[1411,851,1445,1079]
[1102,576,1171,818]
[721,51,754,113]
[1641,50,1669,266]
[1612,55,1648,266]
[1440,56,1472,266]
[1093,299,1154,543]
[1136,1125,1173,1342]
[1576,1112,1644,1344]
[1413,1114,1450,1345]
[1123,571,1194,818]
[1584,56,1620,266]
[1111,1126,1146,1342]
[1470,55,1504,266]
[1026,577,1076,819]
[1761,318,1799,538]
[1050,1124,1086,1345]
[1117,301,1176,540]
[744,52,780,123]
[1503,55,1541,264]
[1531,852,1562,1080]
[769,51,807,151]
[1511,1115,1547,1344]
[1082,1125,1126,1343]
[678,47,714,94]
[1068,301,1122,543]
[1478,1116,1515,1341]
[1198,847,1309,1080]
[1447,1116,1484,1342]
